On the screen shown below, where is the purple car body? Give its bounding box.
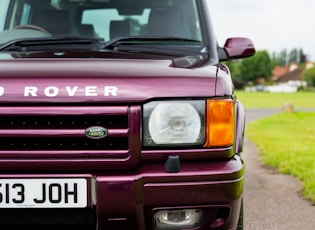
[0,0,255,229]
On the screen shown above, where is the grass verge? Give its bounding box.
[246,112,315,203]
[235,91,315,108]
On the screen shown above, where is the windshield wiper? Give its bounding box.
[102,36,204,57]
[0,37,105,52]
[103,36,202,49]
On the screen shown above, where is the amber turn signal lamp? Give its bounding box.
[204,99,234,147]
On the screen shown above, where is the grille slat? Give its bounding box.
[0,137,129,151]
[0,128,129,137]
[0,115,127,129]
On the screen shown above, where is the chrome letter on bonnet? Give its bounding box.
[24,86,38,96]
[104,86,118,96]
[0,87,4,96]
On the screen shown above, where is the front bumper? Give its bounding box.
[0,155,244,230]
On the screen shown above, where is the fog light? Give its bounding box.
[154,209,202,230]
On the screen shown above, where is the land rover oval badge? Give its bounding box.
[85,126,108,139]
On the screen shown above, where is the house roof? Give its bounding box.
[276,67,304,83]
[273,66,290,79]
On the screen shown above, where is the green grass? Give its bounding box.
[235,91,315,108]
[246,112,315,203]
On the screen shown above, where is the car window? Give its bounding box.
[0,0,10,30]
[20,3,32,25]
[0,0,205,56]
[0,0,202,39]
[82,8,151,41]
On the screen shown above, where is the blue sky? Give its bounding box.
[209,0,315,61]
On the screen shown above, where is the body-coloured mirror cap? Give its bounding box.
[221,37,256,60]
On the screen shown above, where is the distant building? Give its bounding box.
[272,65,290,81]
[246,62,309,93]
[276,66,303,83]
[266,63,306,92]
[306,61,314,69]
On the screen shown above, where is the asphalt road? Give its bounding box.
[243,109,315,230]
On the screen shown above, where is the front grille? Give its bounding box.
[0,106,139,160]
[0,114,128,151]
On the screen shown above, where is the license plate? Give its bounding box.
[0,178,87,208]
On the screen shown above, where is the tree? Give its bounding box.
[302,65,315,87]
[224,60,241,79]
[273,48,307,66]
[289,48,307,64]
[224,60,243,89]
[278,49,288,66]
[239,50,272,83]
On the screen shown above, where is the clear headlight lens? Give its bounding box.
[143,101,205,146]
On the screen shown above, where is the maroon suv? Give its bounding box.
[0,0,255,229]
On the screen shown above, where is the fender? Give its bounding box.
[235,100,246,154]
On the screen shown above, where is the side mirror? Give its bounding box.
[218,37,256,61]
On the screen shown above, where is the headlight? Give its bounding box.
[143,101,205,146]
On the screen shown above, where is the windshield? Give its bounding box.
[0,0,203,50]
